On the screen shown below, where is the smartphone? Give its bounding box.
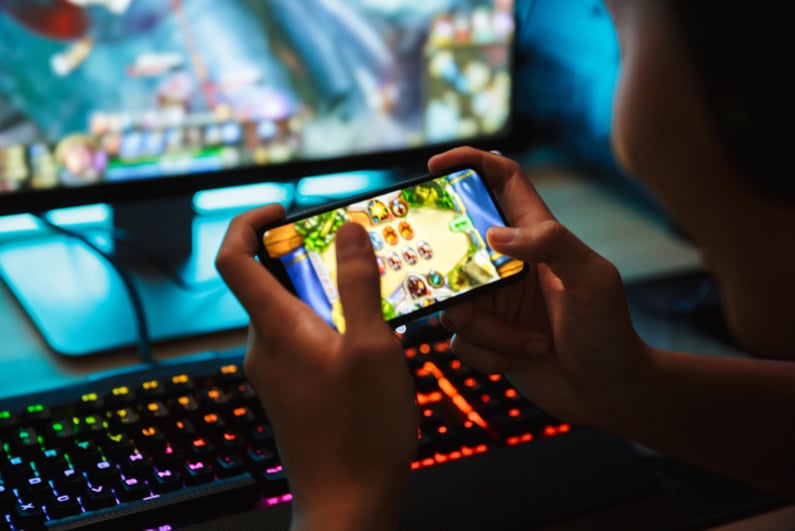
[257,167,526,332]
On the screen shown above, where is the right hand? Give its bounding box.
[430,147,652,427]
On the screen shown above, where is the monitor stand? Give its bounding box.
[0,196,248,356]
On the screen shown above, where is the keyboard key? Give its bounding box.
[73,415,105,441]
[168,418,197,443]
[2,455,33,482]
[108,408,140,433]
[44,419,76,448]
[71,440,102,465]
[218,364,245,385]
[199,412,226,434]
[122,450,153,475]
[0,409,19,431]
[150,467,182,494]
[11,501,46,528]
[201,387,231,411]
[140,378,167,400]
[107,385,136,408]
[183,460,214,485]
[136,425,167,453]
[46,492,82,519]
[23,404,51,424]
[20,475,52,502]
[172,395,200,418]
[219,430,246,454]
[141,401,170,423]
[52,468,88,496]
[260,465,289,497]
[103,432,135,460]
[88,460,121,486]
[246,447,276,468]
[229,406,256,427]
[76,392,105,414]
[51,474,258,531]
[117,476,150,502]
[188,437,215,459]
[169,373,196,394]
[81,484,117,510]
[9,427,41,457]
[216,454,246,478]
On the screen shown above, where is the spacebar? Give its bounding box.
[47,474,260,531]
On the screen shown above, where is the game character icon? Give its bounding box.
[376,256,387,276]
[368,199,391,223]
[402,246,418,266]
[369,231,384,251]
[390,197,409,217]
[417,240,433,260]
[386,252,402,271]
[398,220,414,240]
[406,274,431,299]
[427,269,445,288]
[383,226,399,246]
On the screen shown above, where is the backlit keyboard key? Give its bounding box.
[151,468,182,493]
[117,476,150,502]
[169,374,196,394]
[81,484,116,510]
[46,492,82,519]
[140,378,166,400]
[183,460,214,485]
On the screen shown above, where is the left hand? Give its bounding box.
[216,205,419,531]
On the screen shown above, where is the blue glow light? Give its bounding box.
[193,182,295,213]
[295,171,394,207]
[47,204,112,227]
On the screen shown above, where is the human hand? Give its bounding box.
[430,147,652,427]
[216,205,418,531]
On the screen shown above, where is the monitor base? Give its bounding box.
[0,230,247,357]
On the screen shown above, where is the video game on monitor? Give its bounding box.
[0,0,515,198]
[261,168,524,331]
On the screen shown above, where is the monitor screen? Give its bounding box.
[0,0,516,214]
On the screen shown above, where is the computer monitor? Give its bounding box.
[0,0,520,356]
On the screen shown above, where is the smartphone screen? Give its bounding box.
[259,168,525,331]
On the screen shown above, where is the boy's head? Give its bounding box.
[605,0,795,358]
[667,1,795,199]
[607,0,794,202]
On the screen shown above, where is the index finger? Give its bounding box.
[215,204,303,323]
[428,146,555,228]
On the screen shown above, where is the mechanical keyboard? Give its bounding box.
[1,319,575,530]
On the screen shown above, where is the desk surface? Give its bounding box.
[2,163,778,530]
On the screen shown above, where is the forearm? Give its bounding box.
[289,478,407,531]
[601,346,795,498]
[290,496,399,531]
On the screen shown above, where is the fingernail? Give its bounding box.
[489,149,503,156]
[487,226,517,245]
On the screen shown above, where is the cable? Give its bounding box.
[34,214,155,365]
[107,226,224,293]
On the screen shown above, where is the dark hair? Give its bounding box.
[668,1,795,199]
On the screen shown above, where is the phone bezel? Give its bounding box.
[256,165,527,329]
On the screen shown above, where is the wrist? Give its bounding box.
[586,338,660,434]
[289,475,407,531]
[290,492,402,531]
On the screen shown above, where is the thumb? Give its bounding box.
[488,220,598,284]
[335,222,386,332]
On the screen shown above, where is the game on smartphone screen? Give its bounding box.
[259,168,526,331]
